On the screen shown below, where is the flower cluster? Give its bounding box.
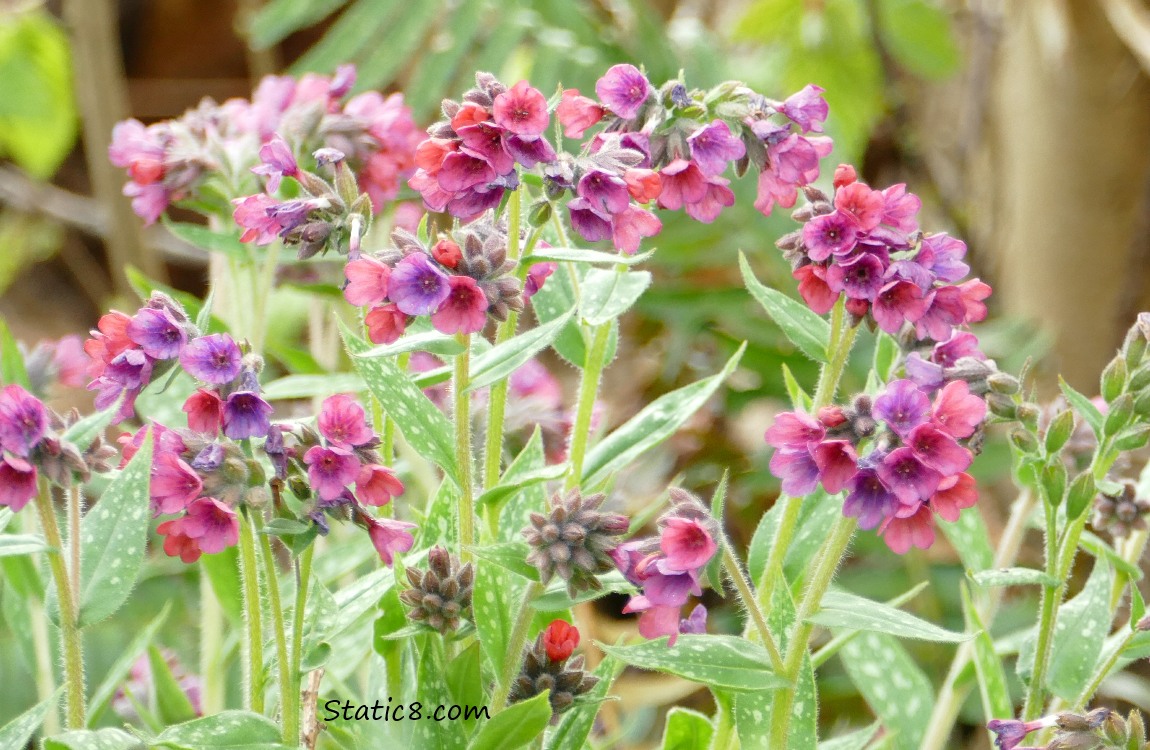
[342,219,523,340]
[400,545,473,634]
[509,619,598,717]
[110,65,421,223]
[411,74,555,220]
[988,708,1140,750]
[778,167,990,340]
[524,489,629,597]
[612,489,718,645]
[767,378,988,553]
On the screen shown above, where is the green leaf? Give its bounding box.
[532,570,636,611]
[247,0,349,48]
[739,252,829,362]
[200,546,243,624]
[748,488,840,586]
[1080,531,1143,580]
[529,259,593,368]
[148,644,198,725]
[660,707,714,750]
[411,637,467,749]
[415,477,459,550]
[353,330,467,359]
[1047,559,1113,701]
[582,344,744,487]
[937,505,995,573]
[87,604,171,725]
[873,331,900,382]
[474,560,523,681]
[342,321,458,479]
[162,218,249,262]
[523,247,654,266]
[465,311,574,393]
[819,724,881,750]
[969,567,1057,588]
[43,729,141,750]
[468,691,551,750]
[443,641,485,731]
[0,533,48,557]
[1059,376,1104,437]
[840,632,935,750]
[961,584,1013,726]
[152,710,289,748]
[0,317,30,388]
[352,1,441,91]
[781,363,813,411]
[579,268,652,326]
[810,590,974,642]
[545,656,622,750]
[875,0,960,79]
[476,463,568,508]
[470,542,540,582]
[261,373,367,401]
[77,429,153,626]
[60,403,120,454]
[0,690,62,749]
[597,635,787,692]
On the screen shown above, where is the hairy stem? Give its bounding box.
[35,485,85,727]
[454,334,476,561]
[491,580,544,713]
[564,322,613,491]
[286,545,314,746]
[238,512,265,713]
[253,516,290,740]
[722,539,784,673]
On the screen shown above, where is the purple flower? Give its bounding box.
[367,516,416,566]
[233,194,283,245]
[874,379,931,437]
[843,468,897,530]
[686,120,745,177]
[594,64,652,119]
[567,198,613,243]
[430,275,489,335]
[877,447,941,506]
[305,445,361,501]
[826,252,885,300]
[389,253,452,316]
[503,134,556,169]
[780,84,829,133]
[221,391,273,440]
[679,604,708,635]
[317,394,375,448]
[127,307,186,360]
[179,334,242,385]
[643,560,702,607]
[457,123,514,174]
[192,443,225,473]
[918,233,969,282]
[251,135,298,192]
[934,332,984,367]
[437,151,496,193]
[986,717,1055,750]
[769,447,820,496]
[0,385,47,457]
[0,455,37,512]
[577,170,630,214]
[803,211,859,262]
[872,280,926,335]
[915,285,967,342]
[524,262,557,298]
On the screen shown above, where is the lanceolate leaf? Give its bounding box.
[970,567,1057,588]
[961,584,1013,723]
[0,690,61,749]
[739,252,830,362]
[1047,559,1113,701]
[597,635,787,692]
[42,728,140,750]
[465,311,574,393]
[937,505,995,574]
[77,430,153,627]
[0,317,30,388]
[819,723,881,750]
[87,604,171,725]
[0,533,49,557]
[353,330,467,359]
[809,590,974,643]
[152,710,290,748]
[474,560,523,682]
[162,218,250,261]
[582,344,744,487]
[1059,376,1104,437]
[468,691,551,750]
[840,633,935,750]
[579,268,652,326]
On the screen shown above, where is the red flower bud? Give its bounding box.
[817,405,847,429]
[432,239,463,269]
[543,619,579,662]
[833,164,857,189]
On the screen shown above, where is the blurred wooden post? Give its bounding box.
[63,0,166,295]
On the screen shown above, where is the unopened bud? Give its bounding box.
[790,205,815,222]
[1136,615,1150,631]
[775,230,802,251]
[1129,362,1150,392]
[986,393,1017,420]
[1101,709,1126,744]
[801,185,829,204]
[1138,312,1150,342]
[296,169,333,198]
[1104,393,1134,435]
[1125,323,1148,369]
[1042,461,1067,507]
[987,372,1021,395]
[1056,712,1095,731]
[1114,424,1150,451]
[288,476,311,501]
[1101,356,1127,402]
[1009,429,1039,454]
[527,200,552,228]
[1045,410,1076,454]
[1016,402,1040,429]
[1066,471,1097,521]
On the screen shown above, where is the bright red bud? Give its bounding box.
[542,619,579,662]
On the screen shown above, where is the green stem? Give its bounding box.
[238,512,265,713]
[767,515,857,746]
[491,580,544,713]
[454,333,476,561]
[199,571,226,714]
[722,539,784,673]
[564,322,613,492]
[35,485,85,728]
[253,516,290,739]
[286,545,313,747]
[251,242,280,353]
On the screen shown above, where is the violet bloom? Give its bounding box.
[812,440,858,494]
[0,455,37,512]
[492,80,549,137]
[918,233,969,283]
[179,334,242,384]
[457,123,515,174]
[769,447,820,496]
[524,262,557,298]
[780,84,829,133]
[905,354,944,391]
[907,423,972,476]
[879,503,935,554]
[754,133,832,216]
[0,385,48,457]
[317,394,375,448]
[222,391,273,440]
[355,464,404,507]
[343,257,391,307]
[610,206,661,255]
[833,182,884,232]
[880,184,922,234]
[803,211,859,262]
[191,443,225,473]
[915,286,967,342]
[624,599,682,644]
[251,135,298,192]
[657,160,707,211]
[874,379,931,437]
[878,447,941,506]
[679,604,708,636]
[986,717,1056,750]
[684,178,735,224]
[594,64,651,119]
[577,170,630,214]
[150,452,202,516]
[367,517,417,566]
[305,445,361,501]
[437,151,496,193]
[365,303,407,345]
[931,380,987,439]
[182,388,223,435]
[233,194,283,245]
[567,198,612,244]
[843,468,897,530]
[389,254,451,316]
[659,517,717,572]
[127,307,186,360]
[430,275,489,335]
[686,120,745,177]
[504,134,556,169]
[826,252,885,300]
[931,472,977,522]
[177,497,240,556]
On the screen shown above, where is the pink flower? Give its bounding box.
[365,304,408,345]
[343,258,391,307]
[624,169,662,203]
[84,311,134,378]
[834,182,884,231]
[684,177,735,223]
[780,84,829,133]
[158,498,239,563]
[659,518,717,572]
[872,280,926,334]
[356,464,404,506]
[492,81,549,136]
[524,262,557,298]
[450,102,488,132]
[803,211,859,261]
[0,455,37,512]
[318,394,375,448]
[367,517,416,566]
[437,151,496,193]
[594,64,651,119]
[931,472,977,522]
[610,206,661,254]
[251,135,298,192]
[635,603,684,645]
[305,446,361,501]
[907,423,972,476]
[813,440,858,494]
[958,279,992,323]
[769,447,820,496]
[182,389,223,435]
[0,385,48,457]
[765,411,824,450]
[879,503,935,554]
[557,89,604,138]
[915,286,967,341]
[880,184,921,234]
[233,194,283,245]
[794,265,838,314]
[430,275,488,335]
[753,134,832,216]
[657,160,707,211]
[931,380,986,439]
[150,452,202,515]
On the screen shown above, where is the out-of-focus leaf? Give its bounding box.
[353,1,442,92]
[292,0,400,76]
[1047,559,1113,701]
[87,604,171,725]
[0,317,30,388]
[248,0,351,49]
[468,691,551,750]
[43,729,141,750]
[660,707,714,750]
[961,584,1012,726]
[938,505,995,573]
[970,567,1057,588]
[875,0,960,80]
[740,253,829,362]
[465,311,573,393]
[0,690,61,749]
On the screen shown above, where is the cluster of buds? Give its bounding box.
[767,377,989,554]
[109,64,421,224]
[1092,481,1150,538]
[778,167,990,343]
[523,489,629,598]
[611,489,719,644]
[342,219,524,341]
[399,546,473,634]
[989,708,1149,750]
[0,385,115,511]
[508,620,598,717]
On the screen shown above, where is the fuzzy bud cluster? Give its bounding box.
[400,546,474,634]
[508,621,598,717]
[523,489,629,598]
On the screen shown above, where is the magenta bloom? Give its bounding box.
[803,211,859,262]
[318,394,375,448]
[657,160,707,211]
[458,123,514,174]
[931,472,978,522]
[754,134,832,216]
[251,135,298,192]
[687,120,745,177]
[594,64,651,119]
[794,265,838,314]
[430,275,488,335]
[221,391,273,440]
[986,717,1056,750]
[765,411,824,450]
[659,517,717,572]
[365,304,407,345]
[879,503,935,554]
[931,380,986,439]
[958,279,992,323]
[880,184,922,234]
[834,182,884,231]
[356,464,404,506]
[769,447,820,496]
[577,170,630,214]
[557,89,604,138]
[492,80,549,136]
[389,254,451,316]
[627,601,682,645]
[0,455,37,512]
[878,447,941,506]
[524,262,557,298]
[437,151,496,193]
[182,388,223,435]
[305,445,361,501]
[813,440,858,494]
[610,206,661,254]
[915,286,967,342]
[781,84,829,133]
[679,604,708,636]
[150,452,202,516]
[568,198,612,243]
[843,469,897,530]
[0,385,47,457]
[685,177,735,223]
[907,423,972,476]
[179,334,242,384]
[826,253,884,300]
[872,280,926,334]
[343,258,391,307]
[367,517,416,566]
[233,194,283,245]
[642,561,702,607]
[504,134,555,169]
[174,497,239,557]
[127,307,186,359]
[874,380,931,437]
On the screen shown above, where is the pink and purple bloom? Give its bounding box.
[389,253,452,316]
[430,275,489,335]
[127,307,186,360]
[0,385,48,457]
[179,334,242,385]
[594,64,652,119]
[251,135,299,192]
[686,120,746,177]
[305,445,361,501]
[367,516,416,566]
[0,455,37,512]
[317,394,375,448]
[356,464,404,506]
[150,452,203,515]
[157,497,239,563]
[221,391,273,440]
